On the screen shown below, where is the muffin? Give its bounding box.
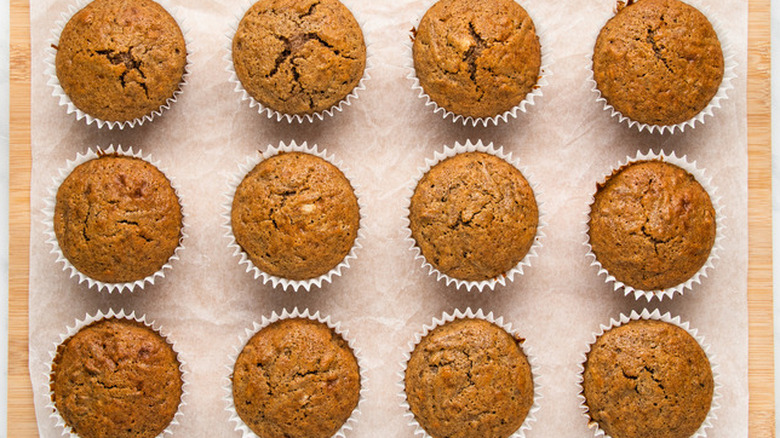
[54,0,187,124]
[231,318,361,438]
[50,317,183,438]
[408,151,538,283]
[412,0,541,119]
[404,318,535,438]
[582,318,714,438]
[592,0,724,126]
[231,0,366,116]
[53,153,183,285]
[231,151,360,281]
[588,159,716,292]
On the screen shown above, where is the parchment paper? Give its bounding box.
[27,0,749,436]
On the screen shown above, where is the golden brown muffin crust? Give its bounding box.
[588,160,716,291]
[582,319,714,438]
[409,152,538,282]
[592,0,724,126]
[55,0,187,122]
[50,318,183,438]
[405,318,534,438]
[54,154,183,283]
[232,0,366,115]
[232,318,361,438]
[412,0,541,118]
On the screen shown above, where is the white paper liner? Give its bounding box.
[583,149,724,301]
[576,309,721,438]
[398,308,541,438]
[42,145,188,293]
[45,0,191,130]
[402,139,545,292]
[45,308,190,438]
[224,0,372,123]
[222,141,365,291]
[588,0,737,134]
[223,308,367,438]
[406,0,552,127]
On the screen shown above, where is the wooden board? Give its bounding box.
[8,0,774,436]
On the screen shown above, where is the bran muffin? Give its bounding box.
[404,318,535,438]
[55,0,187,124]
[412,0,541,119]
[232,0,366,116]
[231,318,361,438]
[408,151,538,282]
[582,318,714,438]
[50,317,183,438]
[54,153,183,284]
[592,0,724,126]
[588,160,716,292]
[231,151,360,281]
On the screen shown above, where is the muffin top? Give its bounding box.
[231,152,360,280]
[55,0,187,123]
[232,318,361,438]
[405,318,534,438]
[582,319,714,438]
[232,0,366,115]
[54,154,183,284]
[50,318,183,438]
[409,152,538,282]
[412,0,541,119]
[588,160,716,291]
[592,0,724,126]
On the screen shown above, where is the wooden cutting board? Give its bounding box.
[8,0,774,435]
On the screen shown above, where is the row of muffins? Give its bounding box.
[48,0,733,131]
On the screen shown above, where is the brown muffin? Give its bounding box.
[409,151,538,282]
[232,0,366,116]
[582,319,714,438]
[404,318,534,438]
[55,0,187,123]
[231,152,360,281]
[232,318,361,438]
[54,154,183,284]
[588,160,716,291]
[592,0,724,126]
[50,318,183,438]
[412,0,541,119]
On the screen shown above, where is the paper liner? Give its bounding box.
[588,0,737,134]
[42,145,188,293]
[223,308,367,438]
[225,0,372,123]
[397,308,541,438]
[222,141,365,291]
[583,149,724,301]
[45,308,189,438]
[576,309,721,438]
[45,0,191,130]
[402,139,545,292]
[406,0,552,127]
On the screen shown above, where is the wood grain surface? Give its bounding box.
[8,0,774,436]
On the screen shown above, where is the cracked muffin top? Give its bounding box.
[232,318,361,438]
[231,152,360,281]
[232,0,366,116]
[404,318,534,438]
[592,0,724,126]
[50,318,183,438]
[54,154,183,284]
[588,160,716,291]
[582,319,714,438]
[412,0,541,119]
[408,152,538,282]
[55,0,187,123]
